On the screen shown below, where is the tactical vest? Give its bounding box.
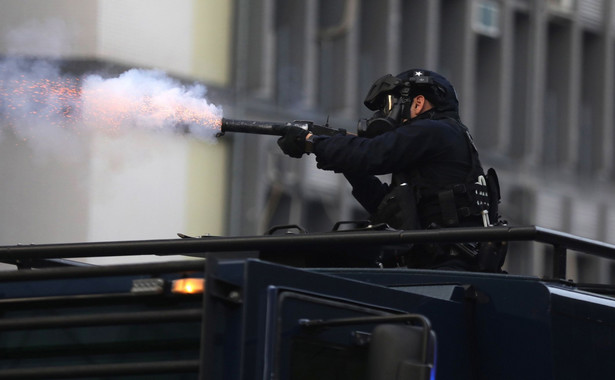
[372,119,501,231]
[370,119,507,272]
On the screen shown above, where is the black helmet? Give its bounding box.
[395,69,459,114]
[363,69,459,114]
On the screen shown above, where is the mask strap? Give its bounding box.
[399,87,412,120]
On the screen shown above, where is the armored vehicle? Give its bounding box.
[1,225,614,379]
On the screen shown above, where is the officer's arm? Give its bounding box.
[343,173,389,214]
[310,121,446,176]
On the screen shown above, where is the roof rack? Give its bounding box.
[1,225,613,281]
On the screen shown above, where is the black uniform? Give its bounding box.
[312,110,482,218]
[311,111,485,270]
[277,69,502,271]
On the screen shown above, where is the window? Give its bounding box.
[473,0,501,38]
[547,0,575,14]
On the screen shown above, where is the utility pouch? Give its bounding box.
[477,239,508,273]
[372,184,421,230]
[485,168,501,222]
[477,168,507,272]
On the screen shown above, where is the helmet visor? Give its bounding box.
[363,74,401,111]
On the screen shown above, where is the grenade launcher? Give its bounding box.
[217,118,347,138]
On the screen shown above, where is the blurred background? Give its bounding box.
[0,0,614,280]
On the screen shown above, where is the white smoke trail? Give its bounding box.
[0,61,224,158]
[80,68,223,141]
[0,58,85,160]
[0,18,223,160]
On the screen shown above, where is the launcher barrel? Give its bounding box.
[220,118,309,136]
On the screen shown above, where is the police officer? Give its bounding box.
[277,69,497,271]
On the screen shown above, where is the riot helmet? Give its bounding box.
[396,69,459,115]
[358,69,459,138]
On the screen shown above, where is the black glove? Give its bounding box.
[277,126,309,158]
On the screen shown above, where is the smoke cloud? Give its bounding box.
[0,18,223,161]
[81,69,224,176]
[80,69,223,141]
[0,57,84,159]
[0,60,223,157]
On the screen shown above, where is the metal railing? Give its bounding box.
[1,225,614,279]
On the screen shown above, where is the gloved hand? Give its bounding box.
[277,126,309,158]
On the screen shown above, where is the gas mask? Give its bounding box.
[357,74,412,138]
[357,94,408,138]
[357,71,448,138]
